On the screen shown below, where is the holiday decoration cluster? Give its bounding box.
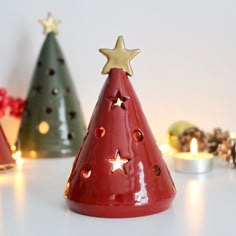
[0,13,176,218]
[168,121,235,168]
[0,88,24,118]
[1,12,235,220]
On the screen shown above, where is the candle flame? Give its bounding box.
[190,138,198,156]
[11,145,23,168]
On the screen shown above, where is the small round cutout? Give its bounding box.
[66,87,71,93]
[37,61,42,67]
[94,126,106,138]
[57,58,65,65]
[81,166,91,178]
[153,165,161,176]
[68,133,74,140]
[51,88,59,95]
[38,121,50,134]
[48,68,55,76]
[68,111,76,120]
[33,85,42,93]
[133,129,144,142]
[45,107,52,114]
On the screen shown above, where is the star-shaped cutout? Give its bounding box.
[99,36,140,76]
[39,12,61,35]
[108,150,129,174]
[109,90,130,110]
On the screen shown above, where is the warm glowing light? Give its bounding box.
[30,150,37,158]
[113,98,123,107]
[64,182,70,197]
[108,151,129,173]
[12,150,21,160]
[185,180,204,234]
[38,121,50,134]
[14,171,25,217]
[190,138,198,156]
[0,175,12,185]
[160,143,170,154]
[11,145,17,152]
[159,143,176,157]
[230,132,236,139]
[12,149,23,168]
[16,155,23,168]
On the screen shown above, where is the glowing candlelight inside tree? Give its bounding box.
[108,150,129,173]
[11,145,23,168]
[174,138,214,174]
[0,125,15,171]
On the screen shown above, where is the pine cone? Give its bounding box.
[217,138,236,168]
[206,128,230,154]
[178,126,208,152]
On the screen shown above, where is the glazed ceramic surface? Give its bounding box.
[18,33,86,158]
[65,68,176,217]
[0,125,14,170]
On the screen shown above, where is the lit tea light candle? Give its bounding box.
[174,138,214,174]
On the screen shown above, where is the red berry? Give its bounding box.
[0,98,9,108]
[0,88,7,96]
[10,102,18,110]
[8,96,13,104]
[0,109,5,117]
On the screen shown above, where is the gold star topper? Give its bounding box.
[99,36,140,76]
[39,12,61,35]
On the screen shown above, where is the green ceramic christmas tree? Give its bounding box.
[17,13,86,158]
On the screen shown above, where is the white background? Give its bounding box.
[0,0,236,144]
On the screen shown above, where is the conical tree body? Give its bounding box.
[18,33,86,158]
[0,125,14,169]
[65,68,176,217]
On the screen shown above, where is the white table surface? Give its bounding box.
[1,156,235,236]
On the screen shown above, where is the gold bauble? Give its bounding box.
[167,121,193,150]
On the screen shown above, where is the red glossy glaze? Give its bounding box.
[0,125,15,170]
[65,68,176,217]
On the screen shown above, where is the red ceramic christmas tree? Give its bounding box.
[65,36,176,218]
[0,125,14,170]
